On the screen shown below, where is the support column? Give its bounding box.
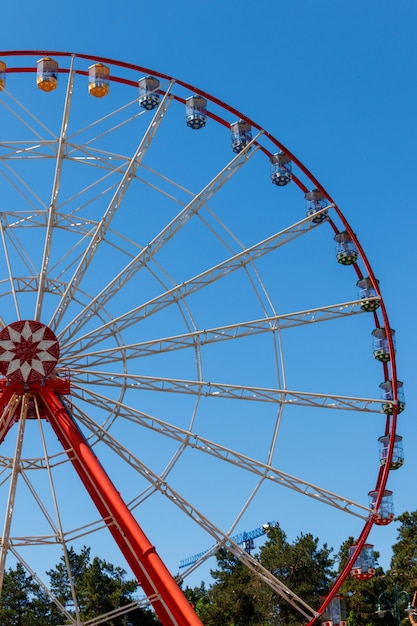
[40,389,203,626]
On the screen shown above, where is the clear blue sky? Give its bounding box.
[0,0,415,599]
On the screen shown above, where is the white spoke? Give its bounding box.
[0,219,20,319]
[66,92,146,145]
[49,85,175,331]
[0,160,50,210]
[35,58,76,320]
[0,93,57,143]
[71,369,384,413]
[61,209,327,353]
[0,397,25,587]
[71,384,373,519]
[74,408,319,621]
[57,134,262,344]
[61,299,370,364]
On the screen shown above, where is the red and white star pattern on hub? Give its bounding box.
[0,320,60,383]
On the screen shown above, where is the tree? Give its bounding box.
[389,511,417,591]
[259,524,334,626]
[0,562,50,626]
[47,544,91,614]
[47,546,160,625]
[192,523,334,626]
[379,511,417,626]
[183,581,210,620]
[197,549,264,626]
[338,536,386,626]
[80,555,140,622]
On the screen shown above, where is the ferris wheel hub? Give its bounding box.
[0,320,60,383]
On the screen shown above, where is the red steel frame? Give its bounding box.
[0,379,203,626]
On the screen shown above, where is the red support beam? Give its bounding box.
[40,389,203,626]
[0,390,21,444]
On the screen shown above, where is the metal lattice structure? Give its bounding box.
[0,51,404,626]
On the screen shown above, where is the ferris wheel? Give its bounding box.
[0,50,404,626]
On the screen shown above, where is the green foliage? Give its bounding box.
[389,511,417,590]
[47,546,159,625]
[0,562,50,625]
[200,549,265,626]
[2,512,417,625]
[259,524,334,626]
[184,515,417,626]
[47,545,91,610]
[338,536,386,626]
[338,517,417,626]
[0,547,159,625]
[183,524,335,626]
[184,581,211,619]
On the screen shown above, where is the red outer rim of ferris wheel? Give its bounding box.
[0,49,401,624]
